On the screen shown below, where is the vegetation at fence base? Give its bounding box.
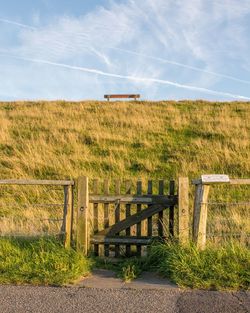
[0,237,91,285]
[146,242,250,290]
[96,242,250,289]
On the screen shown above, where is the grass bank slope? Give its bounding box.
[0,237,91,285]
[0,100,249,180]
[0,100,249,236]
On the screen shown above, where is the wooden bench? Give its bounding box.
[104,94,140,101]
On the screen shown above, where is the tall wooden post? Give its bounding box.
[63,185,74,248]
[178,177,189,244]
[76,176,89,255]
[193,183,210,250]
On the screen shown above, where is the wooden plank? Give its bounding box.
[125,180,132,256]
[193,183,210,250]
[114,179,121,257]
[147,180,153,237]
[104,179,109,257]
[91,235,161,245]
[201,174,229,184]
[93,179,99,256]
[136,180,142,256]
[62,185,74,248]
[88,195,175,204]
[0,179,74,186]
[76,176,89,255]
[192,183,203,242]
[178,177,189,244]
[158,180,164,237]
[198,184,210,250]
[193,178,250,185]
[169,180,175,236]
[96,203,166,237]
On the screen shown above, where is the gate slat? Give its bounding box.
[169,180,175,236]
[158,180,164,237]
[147,180,153,236]
[104,179,109,257]
[136,180,142,256]
[125,180,132,256]
[114,179,121,257]
[93,179,99,256]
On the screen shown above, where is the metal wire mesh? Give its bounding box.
[206,198,250,245]
[0,184,65,237]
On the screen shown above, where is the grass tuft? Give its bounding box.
[0,237,91,285]
[147,242,250,290]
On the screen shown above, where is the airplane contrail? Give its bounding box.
[1,17,250,85]
[1,53,249,100]
[110,47,250,85]
[0,18,36,30]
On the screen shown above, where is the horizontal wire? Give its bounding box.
[207,202,250,206]
[0,217,63,221]
[207,233,250,237]
[0,203,63,208]
[0,232,65,237]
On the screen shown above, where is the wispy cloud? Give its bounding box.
[1,15,249,85]
[1,53,249,100]
[0,0,250,100]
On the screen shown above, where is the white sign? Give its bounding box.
[201,174,230,184]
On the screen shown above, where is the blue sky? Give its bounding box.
[0,0,250,101]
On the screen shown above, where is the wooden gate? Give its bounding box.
[76,177,189,257]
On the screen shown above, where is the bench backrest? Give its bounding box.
[104,94,140,100]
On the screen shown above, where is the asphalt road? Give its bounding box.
[0,285,249,313]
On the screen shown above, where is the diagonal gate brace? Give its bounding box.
[95,203,171,237]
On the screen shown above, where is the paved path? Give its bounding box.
[1,270,249,313]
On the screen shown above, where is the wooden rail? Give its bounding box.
[192,178,250,185]
[0,179,74,186]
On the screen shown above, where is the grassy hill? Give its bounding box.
[0,100,249,289]
[0,100,249,180]
[0,100,249,237]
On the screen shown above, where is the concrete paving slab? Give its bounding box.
[126,272,178,290]
[75,269,178,290]
[75,269,125,289]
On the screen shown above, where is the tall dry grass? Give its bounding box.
[0,100,249,237]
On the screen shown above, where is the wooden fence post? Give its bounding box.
[178,177,189,244]
[193,182,210,250]
[76,176,89,255]
[63,185,74,248]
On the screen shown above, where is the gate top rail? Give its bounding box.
[89,194,177,205]
[0,179,74,186]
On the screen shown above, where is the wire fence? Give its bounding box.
[0,183,69,238]
[206,199,250,246]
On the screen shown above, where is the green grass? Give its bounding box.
[97,242,249,290]
[94,256,146,282]
[146,242,250,290]
[0,237,91,285]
